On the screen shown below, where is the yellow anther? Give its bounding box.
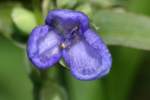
[61,43,67,48]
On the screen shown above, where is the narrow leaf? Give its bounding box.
[93,10,150,50]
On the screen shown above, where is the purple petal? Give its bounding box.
[84,29,112,76]
[27,25,62,69]
[45,9,89,33]
[62,30,112,80]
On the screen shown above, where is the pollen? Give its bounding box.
[61,43,67,48]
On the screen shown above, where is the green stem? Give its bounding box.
[42,0,50,18]
[29,68,49,100]
[52,0,57,8]
[32,0,43,24]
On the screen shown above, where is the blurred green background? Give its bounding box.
[0,0,150,100]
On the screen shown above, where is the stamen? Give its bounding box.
[61,43,67,48]
[70,26,79,34]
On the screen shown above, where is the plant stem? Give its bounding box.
[52,0,57,8]
[42,0,50,18]
[30,69,49,100]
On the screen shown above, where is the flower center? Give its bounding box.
[51,18,80,34]
[60,26,81,49]
[50,18,83,49]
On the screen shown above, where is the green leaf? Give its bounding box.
[0,3,30,49]
[93,10,150,50]
[11,6,37,34]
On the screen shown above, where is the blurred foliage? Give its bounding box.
[93,10,150,50]
[65,72,104,100]
[11,6,37,34]
[0,2,18,38]
[0,36,33,100]
[0,0,150,100]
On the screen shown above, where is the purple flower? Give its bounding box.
[27,9,112,80]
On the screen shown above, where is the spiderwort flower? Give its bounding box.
[27,9,112,80]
